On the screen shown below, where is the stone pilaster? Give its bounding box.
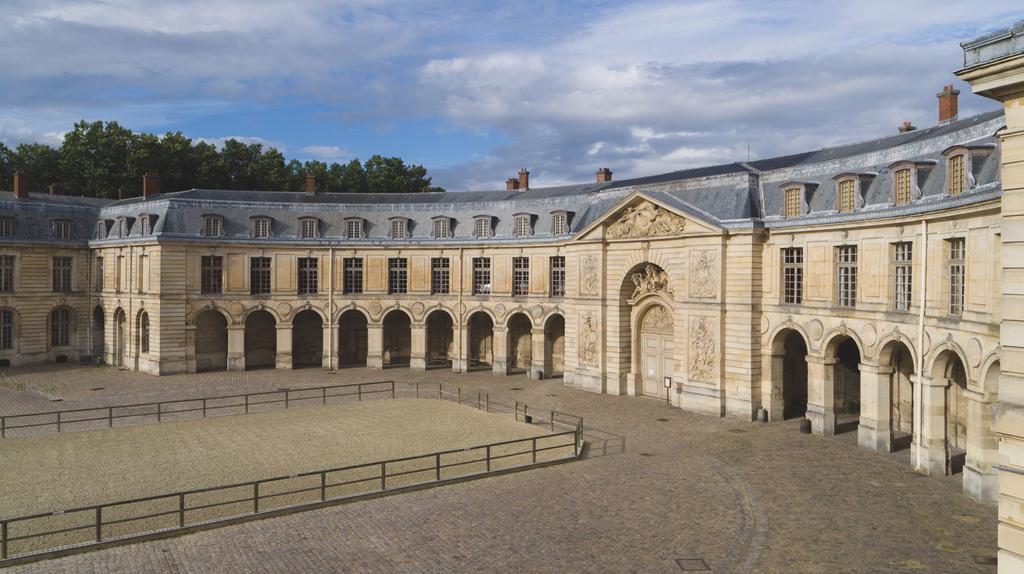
[763,351,787,422]
[275,324,292,370]
[492,325,508,375]
[805,355,836,435]
[916,375,948,476]
[858,362,893,452]
[226,325,245,372]
[366,323,383,369]
[410,322,427,371]
[964,389,1000,503]
[530,327,545,379]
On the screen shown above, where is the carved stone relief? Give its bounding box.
[688,317,717,383]
[629,264,672,300]
[641,305,673,332]
[606,202,686,239]
[581,256,599,295]
[579,312,599,367]
[689,250,718,298]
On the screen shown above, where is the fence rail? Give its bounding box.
[0,380,584,564]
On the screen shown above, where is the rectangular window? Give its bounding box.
[391,219,408,239]
[52,256,72,292]
[784,187,801,218]
[838,180,855,213]
[250,257,271,295]
[948,238,966,316]
[894,169,912,205]
[552,213,568,235]
[0,217,11,238]
[0,310,11,350]
[95,256,103,291]
[949,155,965,195]
[116,255,124,292]
[96,221,107,239]
[346,219,363,239]
[550,256,565,297]
[433,218,450,239]
[782,248,803,304]
[431,257,450,295]
[298,257,318,295]
[388,258,408,294]
[512,257,529,296]
[515,217,531,237]
[0,255,13,292]
[53,220,71,239]
[201,255,223,294]
[472,257,491,295]
[253,218,270,238]
[140,216,151,236]
[836,246,858,308]
[893,242,913,311]
[51,309,69,347]
[301,219,318,239]
[343,258,363,294]
[474,218,491,238]
[202,217,222,237]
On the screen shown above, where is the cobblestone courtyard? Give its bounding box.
[0,365,999,573]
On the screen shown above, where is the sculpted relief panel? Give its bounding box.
[580,255,600,296]
[630,264,672,300]
[641,305,673,332]
[579,311,599,367]
[689,250,718,298]
[606,202,686,239]
[688,317,718,383]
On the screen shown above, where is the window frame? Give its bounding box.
[250,256,272,295]
[472,257,491,295]
[0,217,12,238]
[781,247,803,305]
[836,178,856,213]
[947,152,967,196]
[0,309,12,350]
[0,255,14,293]
[299,217,319,239]
[783,187,802,218]
[139,312,150,354]
[52,256,73,293]
[835,245,858,308]
[200,255,223,294]
[298,257,319,295]
[52,219,72,240]
[345,218,364,239]
[431,257,450,295]
[893,242,913,312]
[432,217,451,239]
[473,217,492,239]
[948,237,966,316]
[343,257,364,294]
[512,256,530,296]
[201,215,223,238]
[893,169,913,206]
[390,218,409,240]
[50,307,70,348]
[388,257,408,294]
[552,213,569,235]
[513,215,532,238]
[252,217,272,239]
[549,256,565,297]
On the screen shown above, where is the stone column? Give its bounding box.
[805,355,836,435]
[454,320,468,373]
[858,362,893,452]
[226,325,245,372]
[275,324,292,370]
[492,325,508,375]
[957,26,1024,571]
[321,324,333,369]
[410,322,427,371]
[964,389,999,503]
[916,375,948,476]
[530,327,546,380]
[763,351,786,422]
[366,323,384,369]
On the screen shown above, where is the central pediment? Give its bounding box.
[605,200,687,239]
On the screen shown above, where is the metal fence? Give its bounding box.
[0,381,584,564]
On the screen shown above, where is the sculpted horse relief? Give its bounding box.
[606,202,686,239]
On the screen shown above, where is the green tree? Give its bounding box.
[12,143,62,194]
[59,120,134,199]
[0,142,12,189]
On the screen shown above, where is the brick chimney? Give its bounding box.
[596,167,613,183]
[305,174,316,192]
[937,84,959,123]
[898,121,917,133]
[505,177,519,191]
[143,172,161,198]
[48,183,62,195]
[13,170,28,199]
[518,168,530,190]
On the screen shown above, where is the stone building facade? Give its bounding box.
[1,28,1022,550]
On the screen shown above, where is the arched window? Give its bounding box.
[51,308,70,347]
[140,312,150,354]
[948,153,966,195]
[0,309,13,349]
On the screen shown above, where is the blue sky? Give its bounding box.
[1,1,1021,191]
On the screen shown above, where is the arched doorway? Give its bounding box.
[618,262,673,396]
[292,310,323,368]
[425,310,453,369]
[467,312,493,370]
[506,313,533,375]
[774,329,808,420]
[193,310,227,372]
[940,351,969,475]
[245,310,277,370]
[832,336,861,432]
[92,306,105,363]
[638,304,674,398]
[544,314,565,378]
[880,340,915,451]
[137,311,150,361]
[382,310,411,367]
[114,308,127,367]
[338,310,368,367]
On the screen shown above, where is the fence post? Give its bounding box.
[532,437,537,464]
[391,381,396,399]
[1,416,5,439]
[358,385,362,402]
[551,410,555,432]
[202,398,207,418]
[108,407,113,428]
[179,493,186,528]
[322,387,327,405]
[320,472,326,501]
[1,520,6,560]
[458,387,461,404]
[95,506,102,543]
[157,402,162,423]
[438,383,442,400]
[253,483,259,513]
[477,392,481,410]
[285,389,290,409]
[244,395,249,414]
[486,394,489,412]
[416,382,419,399]
[514,401,518,422]
[435,453,441,481]
[57,411,62,433]
[380,462,386,490]
[486,445,491,472]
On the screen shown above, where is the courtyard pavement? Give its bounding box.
[0,364,999,573]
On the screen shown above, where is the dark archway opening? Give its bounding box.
[338,310,368,367]
[245,310,277,370]
[425,311,453,369]
[194,310,227,372]
[782,330,808,419]
[292,310,323,368]
[467,313,493,370]
[383,311,411,367]
[834,337,861,433]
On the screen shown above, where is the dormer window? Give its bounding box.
[345,218,364,239]
[888,161,930,205]
[552,212,568,235]
[514,215,532,237]
[432,217,451,239]
[300,217,319,239]
[139,215,152,236]
[96,220,107,239]
[941,145,991,197]
[0,217,11,238]
[52,219,72,239]
[837,179,855,213]
[390,218,409,239]
[116,217,133,238]
[201,215,223,237]
[948,153,965,195]
[474,216,492,238]
[252,217,271,239]
[894,169,912,205]
[783,187,802,218]
[832,174,870,214]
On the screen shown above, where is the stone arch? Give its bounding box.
[467,310,494,370]
[287,304,328,325]
[766,322,812,353]
[338,309,368,367]
[980,353,1001,395]
[506,312,533,374]
[425,309,454,369]
[615,261,673,396]
[245,309,277,370]
[874,332,918,368]
[91,305,104,362]
[466,305,499,324]
[931,348,970,475]
[193,309,227,372]
[822,331,862,430]
[928,341,972,385]
[240,305,283,325]
[768,327,808,420]
[112,307,128,367]
[291,309,324,368]
[878,338,916,451]
[335,305,372,324]
[505,307,537,329]
[382,309,411,367]
[379,304,414,324]
[634,299,675,398]
[188,305,232,327]
[544,313,565,378]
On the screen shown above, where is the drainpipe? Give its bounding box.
[915,219,927,469]
[328,247,334,370]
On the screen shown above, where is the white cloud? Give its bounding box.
[195,136,285,151]
[299,145,352,160]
